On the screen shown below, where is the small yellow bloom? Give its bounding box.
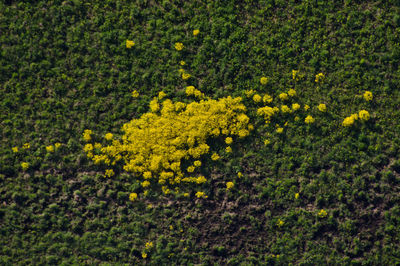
[315,72,325,83]
[21,162,29,171]
[318,209,328,218]
[253,94,262,103]
[225,137,233,145]
[183,192,190,197]
[263,94,273,103]
[142,252,147,259]
[288,88,296,97]
[158,91,167,99]
[182,72,191,80]
[260,76,269,85]
[279,93,288,101]
[129,192,138,201]
[295,193,300,199]
[292,103,300,111]
[12,147,18,153]
[180,60,186,66]
[83,130,92,142]
[142,181,150,188]
[132,90,139,98]
[277,219,284,227]
[195,191,207,198]
[281,105,291,113]
[237,172,243,178]
[105,169,114,177]
[193,29,200,36]
[211,153,220,161]
[264,139,270,145]
[318,103,327,112]
[226,146,232,153]
[145,242,153,249]
[187,166,195,173]
[104,133,113,141]
[175,42,184,51]
[126,40,135,48]
[46,145,54,153]
[276,127,284,133]
[359,110,370,121]
[305,115,315,124]
[363,91,373,101]
[194,160,202,167]
[54,143,61,149]
[304,104,310,111]
[23,143,30,149]
[245,89,255,97]
[226,181,234,190]
[292,69,299,80]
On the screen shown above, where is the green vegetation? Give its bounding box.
[1,0,400,264]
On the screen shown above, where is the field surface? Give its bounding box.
[1,0,400,264]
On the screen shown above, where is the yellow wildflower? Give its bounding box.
[292,103,300,111]
[183,192,190,197]
[226,181,234,190]
[279,93,288,101]
[225,137,233,145]
[187,166,195,173]
[142,181,150,188]
[129,192,138,201]
[193,29,200,36]
[264,139,270,145]
[211,153,220,161]
[195,191,207,198]
[12,147,18,153]
[158,91,167,99]
[175,42,184,51]
[126,40,135,48]
[83,130,92,142]
[359,110,370,121]
[295,193,300,199]
[105,133,113,141]
[260,76,268,85]
[315,72,325,83]
[318,209,328,218]
[226,146,232,153]
[54,143,61,149]
[288,88,296,97]
[105,169,114,177]
[46,145,54,153]
[363,91,373,101]
[281,105,291,113]
[21,162,29,171]
[23,143,30,149]
[180,60,186,66]
[145,242,153,249]
[142,252,147,259]
[132,90,139,98]
[304,104,310,111]
[253,94,262,103]
[318,103,327,112]
[182,72,191,80]
[237,172,243,178]
[277,219,284,227]
[263,94,273,103]
[292,70,299,80]
[305,115,315,124]
[194,160,202,167]
[276,127,284,134]
[245,89,255,97]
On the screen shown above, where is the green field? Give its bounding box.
[1,0,400,264]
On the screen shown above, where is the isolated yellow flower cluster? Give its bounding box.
[84,94,251,197]
[342,110,370,127]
